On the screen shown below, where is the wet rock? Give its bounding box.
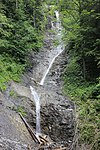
[10,81,31,99]
[0,92,35,150]
[0,29,75,149]
[41,103,74,145]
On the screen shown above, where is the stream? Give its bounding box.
[0,10,75,150]
[30,10,64,137]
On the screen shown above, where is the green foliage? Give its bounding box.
[79,98,100,147]
[59,0,100,81]
[59,1,100,146]
[17,106,26,117]
[9,90,18,97]
[53,39,59,46]
[0,55,25,91]
[0,0,48,90]
[63,57,100,148]
[61,1,100,148]
[0,0,46,63]
[91,84,100,99]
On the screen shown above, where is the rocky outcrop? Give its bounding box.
[41,102,74,145]
[0,92,35,150]
[0,31,75,149]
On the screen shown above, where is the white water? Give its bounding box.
[55,10,59,21]
[51,21,54,29]
[30,86,41,136]
[55,10,61,29]
[30,10,64,135]
[39,46,63,86]
[40,10,63,86]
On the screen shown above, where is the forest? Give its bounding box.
[0,0,100,149]
[58,0,100,148]
[0,0,47,90]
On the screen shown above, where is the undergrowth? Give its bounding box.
[63,57,100,149]
[0,54,25,91]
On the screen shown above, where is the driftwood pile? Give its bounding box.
[19,113,68,150]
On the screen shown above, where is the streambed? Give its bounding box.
[0,12,75,150]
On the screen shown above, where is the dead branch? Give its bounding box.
[39,135,49,143]
[19,112,40,144]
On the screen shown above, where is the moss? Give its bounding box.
[9,90,18,97]
[16,106,26,117]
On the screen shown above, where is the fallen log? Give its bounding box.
[39,135,49,143]
[18,113,67,149]
[19,112,40,144]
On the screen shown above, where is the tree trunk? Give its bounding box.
[16,0,18,9]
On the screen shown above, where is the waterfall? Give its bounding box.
[51,21,54,29]
[55,10,61,29]
[39,46,63,86]
[30,10,64,136]
[40,11,63,86]
[30,86,41,136]
[55,10,59,21]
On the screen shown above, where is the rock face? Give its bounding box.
[0,31,75,149]
[0,92,35,150]
[41,102,74,144]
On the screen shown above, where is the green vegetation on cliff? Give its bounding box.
[57,0,100,149]
[0,0,100,149]
[0,0,48,90]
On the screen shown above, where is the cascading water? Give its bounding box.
[55,10,59,21]
[30,86,41,136]
[39,46,63,86]
[40,11,63,86]
[30,10,64,136]
[55,10,61,29]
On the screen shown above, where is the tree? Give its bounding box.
[58,0,100,81]
[0,0,46,63]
